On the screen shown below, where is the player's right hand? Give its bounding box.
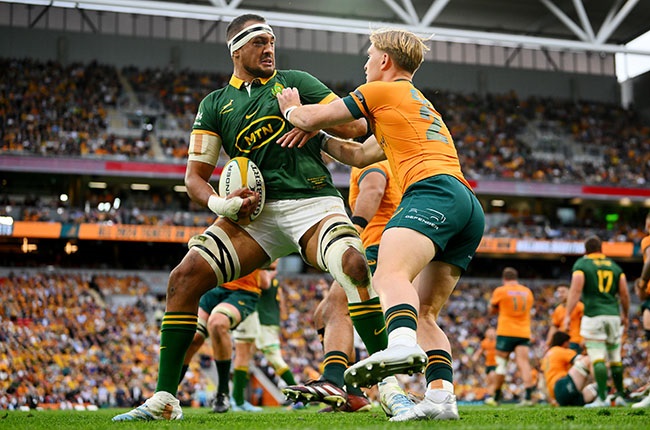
[277,127,318,148]
[230,187,259,221]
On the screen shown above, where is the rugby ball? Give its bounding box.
[218,157,265,223]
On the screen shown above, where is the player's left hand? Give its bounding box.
[276,87,301,115]
[277,127,318,148]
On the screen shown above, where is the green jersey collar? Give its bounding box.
[229,70,278,89]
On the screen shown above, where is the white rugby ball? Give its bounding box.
[218,157,265,223]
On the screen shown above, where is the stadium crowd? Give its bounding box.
[2,58,649,186]
[1,271,647,410]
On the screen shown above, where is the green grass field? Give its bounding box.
[2,404,648,430]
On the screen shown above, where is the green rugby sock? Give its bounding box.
[385,304,418,333]
[593,361,609,400]
[425,349,453,384]
[232,367,249,405]
[322,351,348,387]
[349,297,387,354]
[610,363,624,395]
[155,312,197,395]
[178,364,190,385]
[278,368,297,386]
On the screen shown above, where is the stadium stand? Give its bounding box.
[1,0,649,414]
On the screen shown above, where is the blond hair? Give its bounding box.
[369,28,429,74]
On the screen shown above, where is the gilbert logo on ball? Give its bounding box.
[218,157,265,223]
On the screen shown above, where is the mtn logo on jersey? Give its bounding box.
[236,116,286,153]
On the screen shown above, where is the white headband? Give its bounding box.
[227,23,275,55]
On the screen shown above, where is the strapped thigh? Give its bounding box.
[188,224,241,285]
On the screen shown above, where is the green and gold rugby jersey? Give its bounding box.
[257,277,281,326]
[572,252,625,317]
[190,70,340,200]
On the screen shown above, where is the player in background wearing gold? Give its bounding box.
[484,267,536,407]
[564,235,629,408]
[286,160,414,417]
[472,327,497,400]
[541,331,596,406]
[546,284,584,353]
[276,28,485,421]
[632,212,650,408]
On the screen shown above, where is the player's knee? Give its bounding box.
[341,247,370,284]
[208,310,234,334]
[167,263,190,298]
[607,347,622,364]
[573,356,590,377]
[495,356,508,375]
[316,216,374,302]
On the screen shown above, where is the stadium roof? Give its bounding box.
[11,0,648,56]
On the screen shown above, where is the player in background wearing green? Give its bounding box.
[113,13,386,421]
[229,261,300,411]
[564,235,630,408]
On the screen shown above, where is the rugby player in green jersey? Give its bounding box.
[113,13,389,421]
[564,235,630,408]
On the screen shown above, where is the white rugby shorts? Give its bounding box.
[580,314,623,344]
[241,196,348,261]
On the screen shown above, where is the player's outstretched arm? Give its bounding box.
[277,87,354,131]
[320,134,385,168]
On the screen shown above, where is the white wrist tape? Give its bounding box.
[208,194,242,218]
[283,106,298,122]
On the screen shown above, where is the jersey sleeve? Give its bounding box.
[641,236,650,255]
[341,82,385,120]
[343,82,374,119]
[357,166,388,186]
[491,287,502,307]
[562,348,578,364]
[189,92,222,165]
[192,91,219,134]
